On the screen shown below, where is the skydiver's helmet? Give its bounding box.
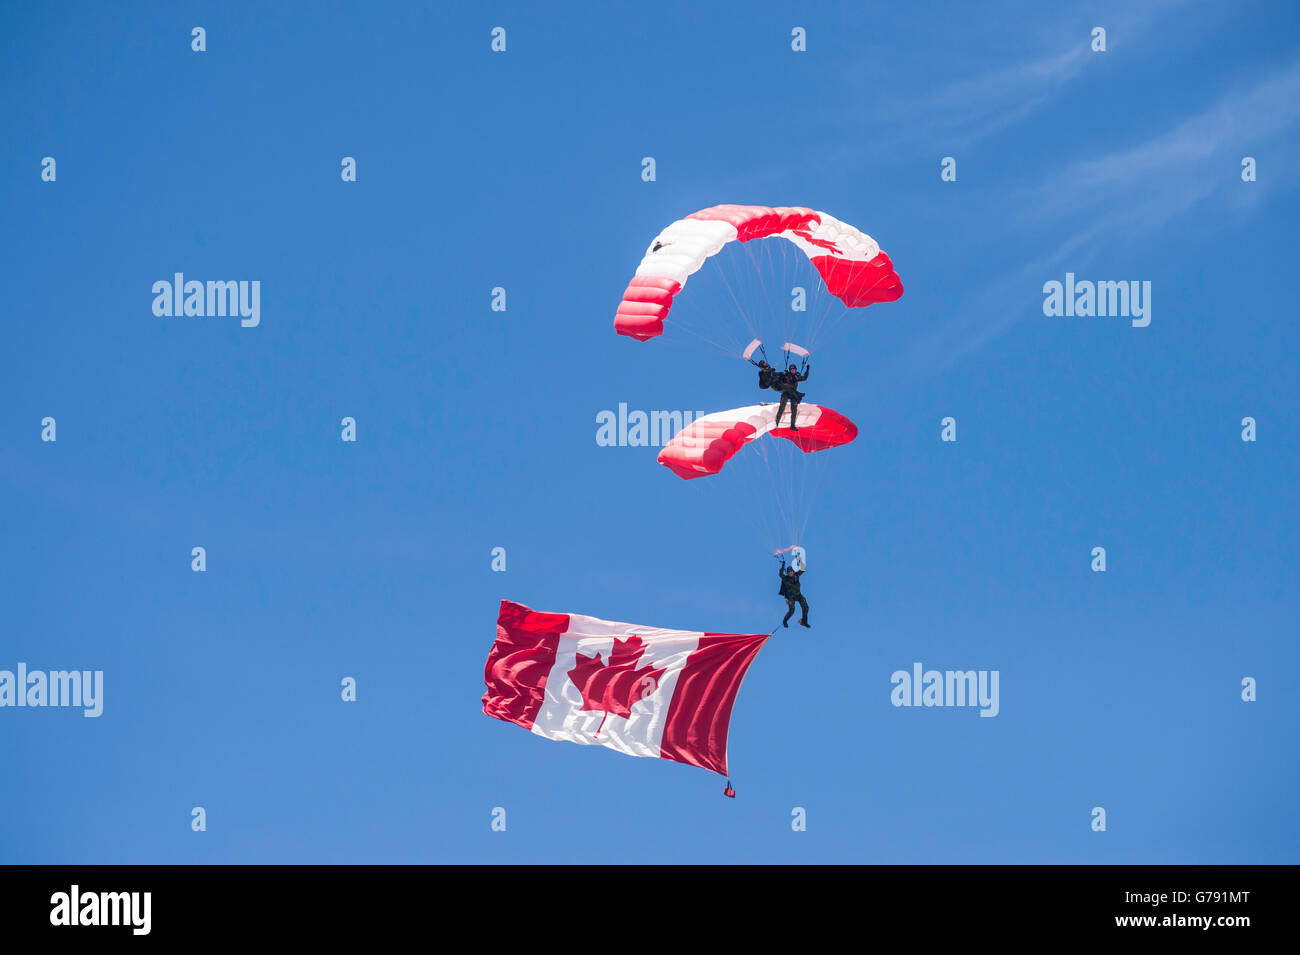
[788,364,798,372]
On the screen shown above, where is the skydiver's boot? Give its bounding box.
[799,619,810,628]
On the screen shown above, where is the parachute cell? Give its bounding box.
[657,403,857,480]
[614,204,903,342]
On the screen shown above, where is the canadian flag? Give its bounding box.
[483,600,769,777]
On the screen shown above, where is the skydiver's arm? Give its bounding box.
[800,367,810,381]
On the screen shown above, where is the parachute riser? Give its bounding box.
[773,544,807,573]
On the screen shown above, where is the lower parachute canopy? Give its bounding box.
[657,403,857,480]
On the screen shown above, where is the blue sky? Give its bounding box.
[2,0,1297,863]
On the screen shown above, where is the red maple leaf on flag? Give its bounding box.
[567,635,667,737]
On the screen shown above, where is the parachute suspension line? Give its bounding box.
[754,440,791,548]
[795,441,821,552]
[783,240,800,347]
[744,237,775,333]
[798,244,856,351]
[703,233,862,362]
[810,252,898,349]
[769,444,789,550]
[806,311,875,355]
[725,241,757,343]
[762,441,791,554]
[765,237,786,345]
[662,272,747,353]
[755,431,802,555]
[756,436,804,553]
[714,243,763,343]
[693,440,783,558]
[802,264,838,352]
[770,441,792,551]
[750,413,833,562]
[766,238,789,347]
[785,444,801,550]
[789,242,815,348]
[761,238,791,344]
[656,311,744,357]
[795,458,811,552]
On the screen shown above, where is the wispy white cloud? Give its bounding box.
[870,1,1184,152]
[908,56,1300,372]
[1029,59,1300,227]
[896,46,1091,150]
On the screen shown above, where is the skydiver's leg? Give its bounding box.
[776,393,790,428]
[789,398,800,431]
[797,596,809,627]
[783,599,795,627]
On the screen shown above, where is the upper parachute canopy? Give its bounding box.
[658,403,858,480]
[615,204,903,342]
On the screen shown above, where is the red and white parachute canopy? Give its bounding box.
[658,403,858,480]
[615,204,903,342]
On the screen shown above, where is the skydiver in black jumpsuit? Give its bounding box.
[779,560,810,628]
[773,363,810,430]
[755,360,775,391]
